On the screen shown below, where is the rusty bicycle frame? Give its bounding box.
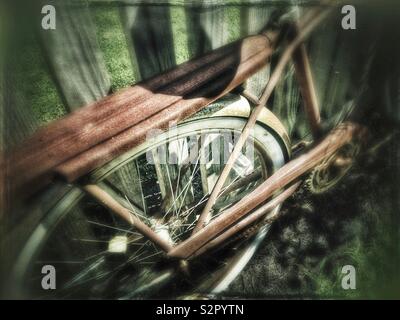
[5,1,365,262]
[83,2,365,260]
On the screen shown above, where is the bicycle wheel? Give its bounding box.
[8,94,290,299]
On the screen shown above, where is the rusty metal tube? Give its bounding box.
[55,34,277,182]
[190,181,301,258]
[168,122,365,259]
[192,5,333,233]
[12,39,240,157]
[9,33,278,195]
[82,184,173,253]
[293,42,322,138]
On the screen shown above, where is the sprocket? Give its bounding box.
[305,141,360,194]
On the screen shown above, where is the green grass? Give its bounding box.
[307,214,399,299]
[13,34,66,125]
[92,7,138,92]
[170,6,190,65]
[226,6,241,42]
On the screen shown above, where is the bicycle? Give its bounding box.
[1,1,366,299]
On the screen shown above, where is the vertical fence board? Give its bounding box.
[121,3,176,80]
[185,1,229,58]
[39,0,111,110]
